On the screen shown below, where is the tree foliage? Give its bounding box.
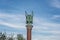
[0,32,6,40]
[8,37,13,40]
[17,34,25,40]
[0,32,25,40]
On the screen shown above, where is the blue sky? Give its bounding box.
[0,0,60,40]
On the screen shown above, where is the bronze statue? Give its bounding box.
[25,11,33,25]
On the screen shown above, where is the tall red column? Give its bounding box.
[26,25,33,40]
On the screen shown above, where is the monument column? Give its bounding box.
[25,11,33,40]
[26,25,33,40]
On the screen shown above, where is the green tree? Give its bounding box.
[0,32,2,40]
[8,33,14,40]
[17,34,25,40]
[8,37,13,40]
[0,32,6,40]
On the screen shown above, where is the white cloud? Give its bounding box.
[0,21,25,29]
[50,0,60,8]
[0,13,25,29]
[32,16,60,40]
[51,15,60,19]
[33,16,60,31]
[32,35,60,40]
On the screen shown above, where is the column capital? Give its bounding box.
[26,25,33,30]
